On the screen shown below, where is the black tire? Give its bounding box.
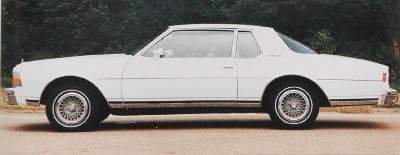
[46,83,99,131]
[266,81,319,129]
[97,108,110,123]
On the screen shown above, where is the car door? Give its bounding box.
[121,30,237,106]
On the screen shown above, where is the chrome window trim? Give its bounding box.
[139,28,237,58]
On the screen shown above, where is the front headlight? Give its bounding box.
[12,72,22,87]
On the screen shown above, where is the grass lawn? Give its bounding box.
[0,87,3,104]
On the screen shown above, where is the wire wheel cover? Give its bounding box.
[54,92,89,125]
[277,89,312,123]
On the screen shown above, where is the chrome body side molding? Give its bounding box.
[329,98,379,106]
[108,101,261,109]
[26,99,40,107]
[237,102,261,108]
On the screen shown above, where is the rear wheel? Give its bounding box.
[46,84,99,131]
[267,82,319,128]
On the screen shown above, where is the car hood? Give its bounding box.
[17,54,131,65]
[303,54,388,81]
[14,54,133,79]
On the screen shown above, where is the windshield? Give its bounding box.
[131,36,157,55]
[131,29,167,55]
[278,33,316,54]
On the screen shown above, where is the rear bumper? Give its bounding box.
[384,90,398,104]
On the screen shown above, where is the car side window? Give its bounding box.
[236,31,262,59]
[143,30,234,58]
[277,32,316,54]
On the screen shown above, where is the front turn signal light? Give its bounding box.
[12,72,21,87]
[382,73,387,82]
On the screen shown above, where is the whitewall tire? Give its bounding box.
[267,82,319,128]
[46,84,99,131]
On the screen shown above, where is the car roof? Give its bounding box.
[169,24,272,30]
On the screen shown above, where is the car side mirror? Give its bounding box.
[164,50,173,58]
[153,48,164,60]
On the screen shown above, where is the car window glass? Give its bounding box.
[143,30,234,58]
[278,33,316,54]
[236,31,261,58]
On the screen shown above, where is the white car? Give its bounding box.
[6,24,398,131]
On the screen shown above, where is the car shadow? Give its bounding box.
[10,123,54,132]
[316,120,389,129]
[10,119,390,132]
[95,119,390,131]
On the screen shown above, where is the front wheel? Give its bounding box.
[267,82,319,129]
[46,84,99,131]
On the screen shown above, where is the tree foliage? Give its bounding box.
[2,0,400,86]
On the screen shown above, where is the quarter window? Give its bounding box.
[143,30,234,58]
[236,31,262,58]
[278,32,316,54]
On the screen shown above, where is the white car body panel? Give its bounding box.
[11,54,132,104]
[302,54,388,102]
[7,24,395,107]
[122,57,237,102]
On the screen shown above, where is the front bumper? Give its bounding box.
[5,90,18,105]
[384,90,398,104]
[4,89,40,106]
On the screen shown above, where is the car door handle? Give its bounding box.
[222,66,235,69]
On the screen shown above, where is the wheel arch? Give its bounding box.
[39,76,109,108]
[261,75,331,109]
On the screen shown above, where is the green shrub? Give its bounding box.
[1,78,12,88]
[306,30,337,55]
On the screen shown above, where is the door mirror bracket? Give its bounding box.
[153,48,164,60]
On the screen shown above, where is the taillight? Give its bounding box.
[382,73,387,82]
